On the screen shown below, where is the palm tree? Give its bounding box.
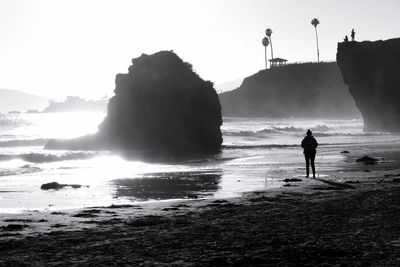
[265,28,274,60]
[311,18,320,62]
[262,37,269,69]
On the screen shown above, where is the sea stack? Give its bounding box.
[46,51,223,152]
[337,38,400,132]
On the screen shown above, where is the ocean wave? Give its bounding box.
[223,130,260,137]
[0,114,31,127]
[271,124,331,132]
[223,128,277,137]
[256,128,277,134]
[0,165,42,177]
[312,132,391,137]
[222,144,299,149]
[223,124,333,137]
[0,138,48,147]
[0,152,97,163]
[20,152,97,163]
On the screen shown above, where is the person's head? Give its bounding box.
[306,129,312,137]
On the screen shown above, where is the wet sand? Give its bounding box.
[2,177,400,266]
[2,143,400,266]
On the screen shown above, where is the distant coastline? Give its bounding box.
[42,96,108,113]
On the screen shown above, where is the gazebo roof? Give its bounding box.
[268,57,288,62]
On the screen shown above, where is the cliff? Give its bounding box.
[219,62,360,118]
[337,38,400,132]
[46,51,223,152]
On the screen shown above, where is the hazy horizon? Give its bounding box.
[1,0,399,99]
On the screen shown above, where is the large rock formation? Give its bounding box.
[219,62,360,118]
[337,38,400,132]
[47,51,223,152]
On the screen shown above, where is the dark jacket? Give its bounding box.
[301,136,318,154]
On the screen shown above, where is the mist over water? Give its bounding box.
[1,112,400,213]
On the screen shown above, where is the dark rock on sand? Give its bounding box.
[46,51,223,152]
[162,207,180,211]
[356,156,379,165]
[337,38,400,131]
[1,224,27,231]
[283,178,302,182]
[51,224,67,228]
[127,215,167,227]
[345,180,360,184]
[341,150,350,154]
[40,182,85,190]
[72,213,98,218]
[50,211,66,215]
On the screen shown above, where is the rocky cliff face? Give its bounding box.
[337,38,400,132]
[47,51,223,152]
[219,62,360,118]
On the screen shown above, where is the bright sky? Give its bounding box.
[0,0,399,99]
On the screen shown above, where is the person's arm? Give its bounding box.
[314,138,318,148]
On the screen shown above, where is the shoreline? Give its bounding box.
[2,141,400,265]
[2,175,400,265]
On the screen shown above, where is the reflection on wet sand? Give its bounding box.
[111,171,221,201]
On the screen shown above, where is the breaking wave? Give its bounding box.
[0,139,48,147]
[0,165,42,177]
[0,152,98,163]
[271,124,331,132]
[222,144,299,150]
[223,124,333,137]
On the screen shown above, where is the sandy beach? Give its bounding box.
[2,168,400,266]
[2,130,400,266]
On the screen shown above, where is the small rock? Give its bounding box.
[345,180,360,184]
[51,224,66,228]
[162,207,179,211]
[41,182,87,190]
[51,211,66,215]
[1,224,27,231]
[340,150,350,153]
[356,156,378,165]
[283,178,302,183]
[73,213,98,218]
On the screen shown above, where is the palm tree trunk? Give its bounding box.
[314,27,320,62]
[265,46,268,69]
[269,37,274,60]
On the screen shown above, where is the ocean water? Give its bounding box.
[1,112,399,213]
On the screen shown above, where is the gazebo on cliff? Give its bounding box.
[269,58,288,68]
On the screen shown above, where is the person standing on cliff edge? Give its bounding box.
[351,29,355,41]
[301,129,318,178]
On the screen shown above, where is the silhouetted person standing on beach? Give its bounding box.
[351,29,355,41]
[301,129,318,178]
[344,35,349,42]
